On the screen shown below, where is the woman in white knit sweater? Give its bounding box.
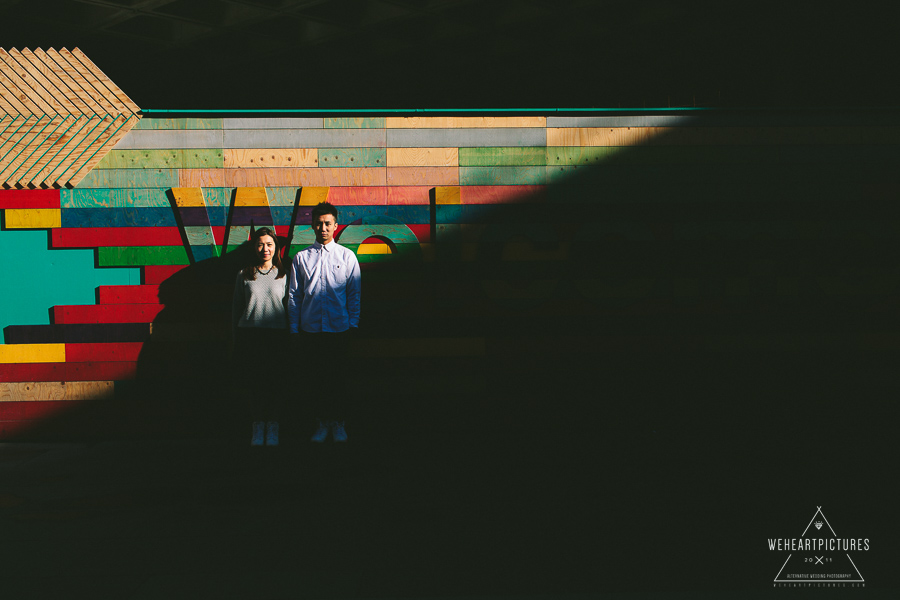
[232,226,288,446]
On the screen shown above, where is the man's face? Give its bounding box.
[313,214,337,244]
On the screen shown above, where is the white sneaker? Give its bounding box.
[331,420,347,442]
[311,419,328,443]
[251,421,265,446]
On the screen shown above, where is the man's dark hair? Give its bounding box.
[311,201,338,223]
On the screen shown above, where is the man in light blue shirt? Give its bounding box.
[288,201,361,442]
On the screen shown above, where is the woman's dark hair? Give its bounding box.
[242,227,286,280]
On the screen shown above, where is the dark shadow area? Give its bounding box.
[4,110,900,596]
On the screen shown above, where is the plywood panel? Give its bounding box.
[386,167,458,186]
[386,147,458,167]
[545,126,900,146]
[64,361,137,381]
[224,148,318,168]
[223,118,323,129]
[0,344,66,363]
[386,117,545,128]
[459,147,548,166]
[318,148,386,167]
[62,188,171,209]
[324,117,385,129]
[387,128,546,148]
[323,186,433,206]
[298,186,329,206]
[225,167,386,187]
[435,186,460,205]
[178,168,225,188]
[133,118,223,130]
[0,381,114,402]
[222,128,385,149]
[4,208,61,228]
[112,129,225,149]
[458,185,547,204]
[234,187,269,207]
[459,166,548,185]
[75,168,179,189]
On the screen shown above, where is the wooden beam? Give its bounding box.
[0,381,115,402]
[0,344,66,363]
[386,147,459,167]
[385,117,546,128]
[4,208,61,228]
[224,148,318,168]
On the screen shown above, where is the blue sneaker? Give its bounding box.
[251,421,265,446]
[266,421,279,446]
[311,419,328,443]
[331,421,347,442]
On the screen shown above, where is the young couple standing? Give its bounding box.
[231,201,361,446]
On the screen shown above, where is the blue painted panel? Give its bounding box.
[61,208,177,228]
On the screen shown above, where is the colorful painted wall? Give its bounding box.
[3,110,900,440]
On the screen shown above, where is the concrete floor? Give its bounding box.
[1,422,896,600]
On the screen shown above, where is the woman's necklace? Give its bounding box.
[257,265,274,275]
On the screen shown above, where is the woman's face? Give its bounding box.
[257,234,276,263]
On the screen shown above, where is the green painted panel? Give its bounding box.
[75,169,179,189]
[95,149,181,169]
[324,117,385,129]
[133,118,224,130]
[317,148,386,167]
[184,226,216,246]
[459,166,549,186]
[459,147,548,166]
[0,229,139,343]
[62,188,173,208]
[545,146,624,165]
[204,188,231,227]
[182,149,225,168]
[98,246,190,266]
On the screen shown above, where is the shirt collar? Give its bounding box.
[312,241,334,252]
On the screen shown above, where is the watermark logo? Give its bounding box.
[769,506,868,588]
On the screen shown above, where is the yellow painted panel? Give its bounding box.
[435,186,460,205]
[171,188,205,207]
[224,148,318,168]
[0,344,65,363]
[0,381,115,402]
[357,243,393,255]
[298,187,329,206]
[386,147,458,167]
[386,117,546,128]
[234,187,269,207]
[4,209,61,229]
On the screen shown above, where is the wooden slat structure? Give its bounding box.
[0,47,140,188]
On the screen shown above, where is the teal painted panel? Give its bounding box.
[324,117,385,129]
[267,187,300,207]
[75,169,179,189]
[0,229,139,343]
[204,188,231,226]
[459,166,549,185]
[318,148,386,167]
[62,188,173,208]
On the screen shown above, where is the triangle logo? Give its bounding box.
[771,506,866,584]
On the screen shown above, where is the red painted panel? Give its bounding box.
[406,224,431,243]
[65,342,144,362]
[144,265,187,284]
[52,227,184,248]
[459,185,548,204]
[0,189,60,209]
[0,400,88,420]
[53,304,164,325]
[0,363,67,382]
[64,361,137,381]
[325,186,432,206]
[98,285,160,304]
